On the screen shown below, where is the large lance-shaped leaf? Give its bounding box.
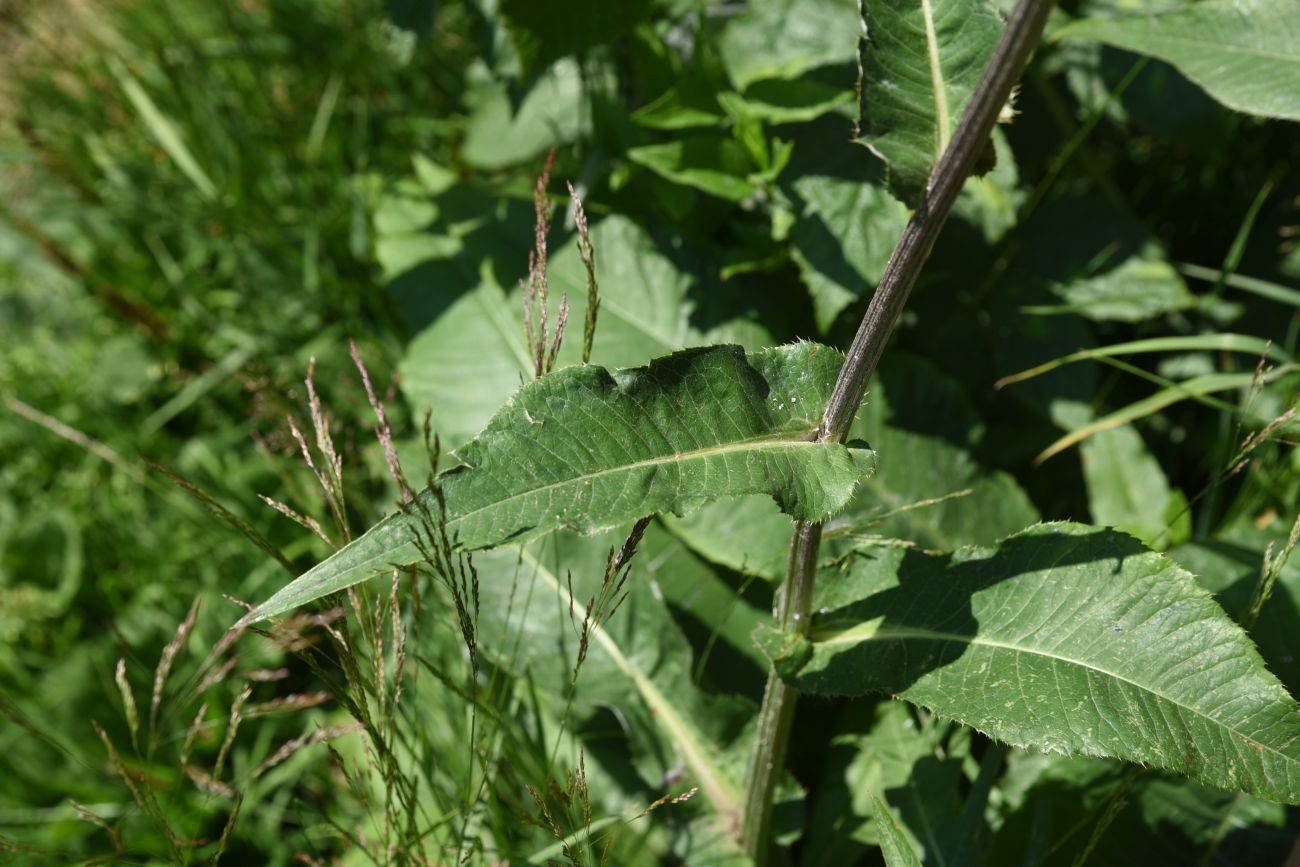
[856,0,1004,206]
[755,522,1300,805]
[1059,0,1300,122]
[245,343,875,622]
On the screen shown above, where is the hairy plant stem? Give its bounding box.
[739,0,1057,860]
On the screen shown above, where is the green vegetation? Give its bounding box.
[1,0,1298,864]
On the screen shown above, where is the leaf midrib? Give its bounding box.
[808,621,1295,765]
[919,0,951,156]
[447,428,825,531]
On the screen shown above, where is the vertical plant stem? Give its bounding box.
[739,519,821,851]
[739,0,1057,860]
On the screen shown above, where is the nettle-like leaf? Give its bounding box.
[756,522,1300,805]
[245,343,875,622]
[666,354,1038,580]
[856,0,1005,207]
[1059,0,1300,122]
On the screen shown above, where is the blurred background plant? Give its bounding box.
[0,0,1297,864]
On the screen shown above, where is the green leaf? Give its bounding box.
[855,0,1005,207]
[729,79,854,125]
[1172,520,1300,697]
[667,355,1038,579]
[756,522,1300,805]
[1081,424,1182,550]
[718,0,860,91]
[1015,197,1195,324]
[788,165,909,331]
[246,343,875,622]
[461,59,589,170]
[396,213,773,447]
[1059,0,1300,122]
[803,701,969,866]
[627,137,758,202]
[499,0,653,76]
[871,793,925,867]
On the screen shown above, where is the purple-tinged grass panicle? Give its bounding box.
[349,339,413,503]
[568,181,600,365]
[522,150,568,378]
[149,597,201,754]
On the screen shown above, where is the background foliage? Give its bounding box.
[1,0,1298,864]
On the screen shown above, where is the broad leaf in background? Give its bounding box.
[1081,423,1188,550]
[246,343,876,621]
[718,0,860,91]
[667,354,1037,579]
[1014,196,1195,322]
[627,136,759,202]
[855,0,1004,207]
[394,213,773,447]
[460,59,591,171]
[803,701,971,866]
[730,79,854,125]
[1059,0,1300,122]
[499,0,653,76]
[756,522,1300,804]
[1053,40,1234,153]
[788,158,909,331]
[988,752,1290,866]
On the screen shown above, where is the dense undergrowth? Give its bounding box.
[1,0,1298,864]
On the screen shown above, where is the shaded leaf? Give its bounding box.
[1081,424,1184,550]
[757,522,1300,805]
[855,0,1005,206]
[718,0,860,91]
[1015,197,1195,323]
[246,344,876,621]
[803,701,967,866]
[1060,0,1300,122]
[499,0,653,76]
[988,752,1290,867]
[461,59,589,170]
[789,164,909,331]
[871,792,925,867]
[627,137,758,202]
